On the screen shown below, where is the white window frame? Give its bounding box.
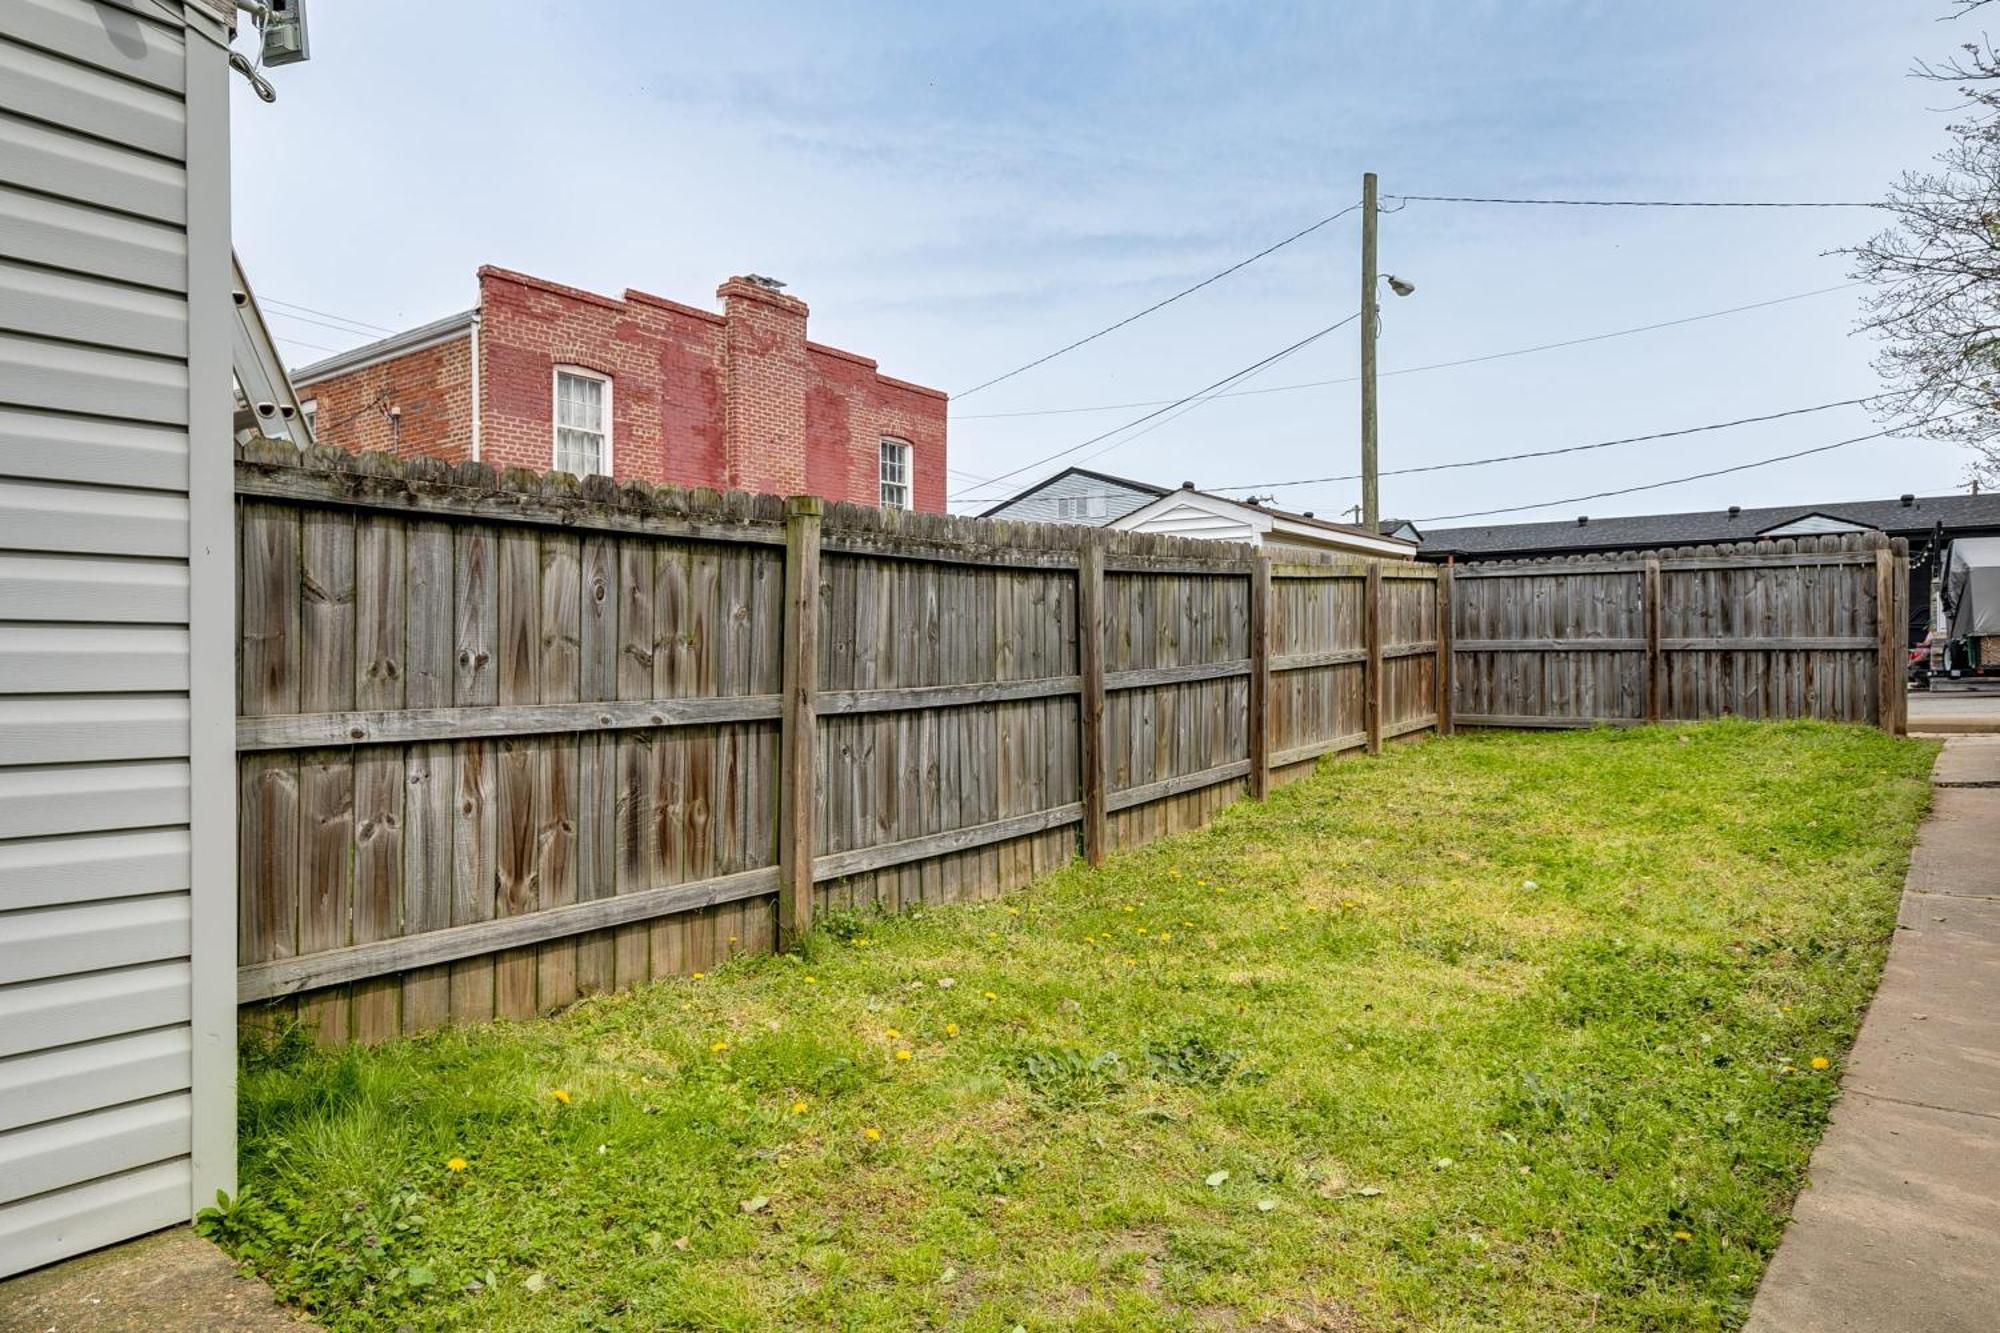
[552,365,613,477]
[880,436,912,509]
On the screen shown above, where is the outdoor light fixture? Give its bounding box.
[1384,274,1416,297]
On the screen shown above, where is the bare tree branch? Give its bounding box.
[1848,11,2000,482]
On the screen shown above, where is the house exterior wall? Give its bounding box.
[0,0,236,1276]
[305,332,471,461]
[301,269,948,509]
[981,471,1159,526]
[1122,501,1262,545]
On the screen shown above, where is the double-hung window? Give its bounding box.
[554,367,611,477]
[879,437,911,509]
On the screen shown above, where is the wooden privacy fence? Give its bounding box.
[232,443,1444,1041]
[1447,532,1909,733]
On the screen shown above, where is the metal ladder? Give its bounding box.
[231,250,314,444]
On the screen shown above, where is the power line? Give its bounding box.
[258,296,400,336]
[1054,320,1342,477]
[1209,396,1876,492]
[1411,417,1957,525]
[949,315,1359,503]
[262,307,395,339]
[953,202,1362,400]
[1390,193,1885,209]
[950,283,1864,420]
[271,333,340,355]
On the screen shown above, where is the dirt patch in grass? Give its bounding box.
[213,721,1934,1331]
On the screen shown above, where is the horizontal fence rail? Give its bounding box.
[231,442,1447,1041]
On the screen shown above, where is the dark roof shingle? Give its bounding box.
[1421,492,2000,557]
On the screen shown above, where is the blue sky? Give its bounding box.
[232,1,1976,526]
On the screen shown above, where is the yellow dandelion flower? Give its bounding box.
[1005,907,1019,916]
[691,971,706,980]
[864,1126,881,1142]
[884,1028,901,1039]
[446,1157,468,1172]
[1169,867,1182,878]
[945,1022,959,1037]
[1122,904,1136,913]
[894,1049,913,1061]
[791,1101,808,1115]
[983,990,997,1000]
[804,975,818,984]
[1157,932,1171,942]
[1810,1056,1830,1070]
[1196,879,1207,887]
[711,1041,729,1054]
[1673,1230,1692,1242]
[728,935,739,945]
[550,1088,572,1104]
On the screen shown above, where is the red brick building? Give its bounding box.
[292,267,947,510]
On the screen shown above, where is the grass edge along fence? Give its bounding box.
[232,441,1444,1042]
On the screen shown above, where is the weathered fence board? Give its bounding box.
[231,446,1901,1044]
[1450,534,1906,730]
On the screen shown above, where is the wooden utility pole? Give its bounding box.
[1360,170,1380,531]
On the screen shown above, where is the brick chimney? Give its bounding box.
[718,276,810,495]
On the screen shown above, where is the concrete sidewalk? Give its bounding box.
[1744,737,2000,1333]
[1908,689,2000,734]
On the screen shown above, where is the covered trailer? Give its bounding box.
[1941,536,2000,675]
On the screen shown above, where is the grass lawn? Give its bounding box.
[213,722,1935,1331]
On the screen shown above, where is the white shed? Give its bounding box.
[1110,486,1418,560]
[0,0,236,1277]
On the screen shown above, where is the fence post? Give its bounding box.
[1894,541,1910,736]
[1435,559,1454,736]
[777,495,822,949]
[1077,534,1108,865]
[1876,540,1901,736]
[1248,553,1272,797]
[1643,556,1662,724]
[1364,559,1383,755]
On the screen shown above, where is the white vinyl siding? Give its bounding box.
[982,470,1162,526]
[554,367,610,477]
[879,437,910,509]
[0,0,233,1277]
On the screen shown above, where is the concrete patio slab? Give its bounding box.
[0,1228,311,1333]
[1743,739,2000,1333]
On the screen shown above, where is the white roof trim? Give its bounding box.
[291,310,477,385]
[1109,489,1418,557]
[1755,512,1877,538]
